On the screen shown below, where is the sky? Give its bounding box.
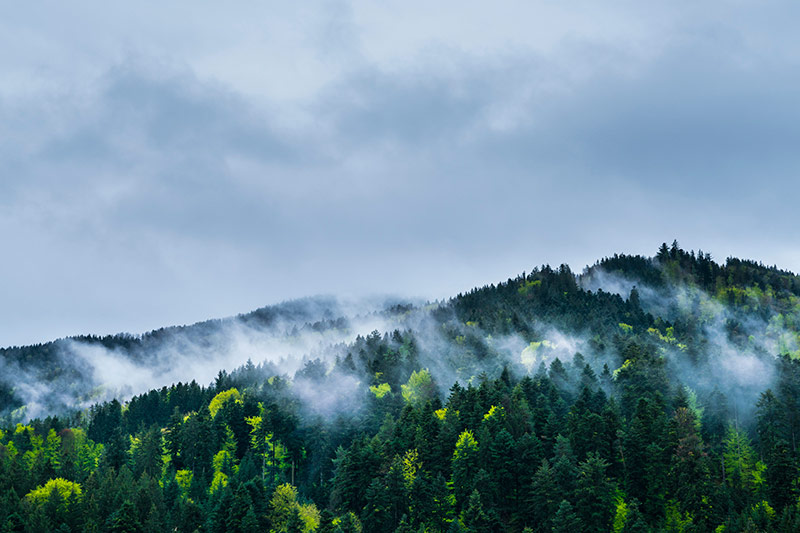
[1,1,799,347]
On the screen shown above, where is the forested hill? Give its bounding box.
[0,296,397,422]
[3,242,800,532]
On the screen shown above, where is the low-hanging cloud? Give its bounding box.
[0,296,414,421]
[583,264,792,420]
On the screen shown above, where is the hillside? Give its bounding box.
[2,242,800,531]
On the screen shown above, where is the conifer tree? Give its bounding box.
[575,452,614,531]
[551,500,582,533]
[107,500,142,533]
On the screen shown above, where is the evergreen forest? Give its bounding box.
[3,242,800,532]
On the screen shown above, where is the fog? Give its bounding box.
[3,258,797,428]
[0,296,410,421]
[581,265,790,422]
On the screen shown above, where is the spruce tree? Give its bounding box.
[551,500,582,533]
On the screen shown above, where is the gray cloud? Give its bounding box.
[1,1,799,346]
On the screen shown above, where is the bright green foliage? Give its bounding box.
[482,405,504,422]
[369,383,391,398]
[210,471,228,494]
[25,478,82,504]
[70,428,103,476]
[44,429,61,472]
[520,340,555,370]
[401,369,436,406]
[751,460,767,492]
[401,448,421,490]
[270,483,300,530]
[333,511,362,532]
[247,407,288,480]
[612,494,628,532]
[175,469,193,496]
[452,430,479,509]
[751,500,775,521]
[665,499,693,532]
[209,388,242,418]
[722,425,758,491]
[684,387,704,422]
[297,503,321,532]
[517,279,541,296]
[213,448,236,475]
[268,483,320,532]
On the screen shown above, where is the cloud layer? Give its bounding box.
[2,1,799,345]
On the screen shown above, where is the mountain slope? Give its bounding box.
[2,242,800,531]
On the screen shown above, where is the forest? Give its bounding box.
[3,241,800,532]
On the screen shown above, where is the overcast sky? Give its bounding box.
[1,1,799,346]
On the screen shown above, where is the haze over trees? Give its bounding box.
[3,242,800,531]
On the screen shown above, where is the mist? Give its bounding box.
[3,250,798,433]
[0,295,411,422]
[580,264,792,422]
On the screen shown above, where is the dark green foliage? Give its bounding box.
[107,500,142,533]
[525,460,559,532]
[132,426,163,478]
[622,500,649,533]
[756,388,798,511]
[575,452,614,531]
[667,407,712,526]
[334,512,362,532]
[461,490,492,533]
[3,243,800,530]
[551,500,582,533]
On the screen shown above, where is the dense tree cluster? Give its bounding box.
[3,242,800,531]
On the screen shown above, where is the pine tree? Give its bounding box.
[461,490,491,533]
[757,390,797,509]
[668,407,712,526]
[362,478,393,532]
[526,460,558,532]
[241,508,261,533]
[132,426,163,478]
[452,430,480,511]
[575,452,614,532]
[551,436,578,503]
[107,500,142,533]
[551,500,582,533]
[143,503,166,533]
[624,398,668,521]
[485,428,516,517]
[621,500,649,533]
